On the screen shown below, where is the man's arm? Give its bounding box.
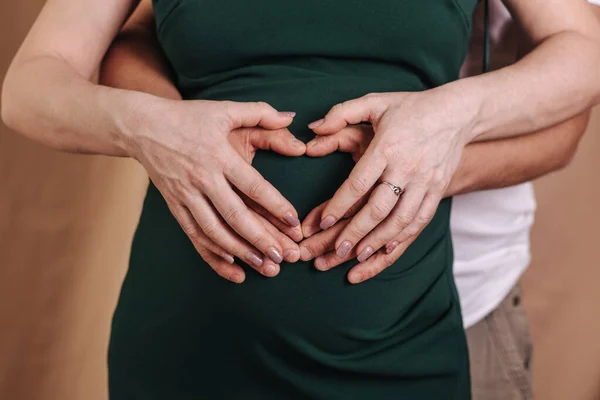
[447,111,590,196]
[99,0,180,100]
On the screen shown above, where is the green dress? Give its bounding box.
[108,1,478,399]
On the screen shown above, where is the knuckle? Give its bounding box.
[415,214,432,226]
[199,221,219,240]
[393,213,412,229]
[369,201,391,221]
[383,255,396,267]
[181,221,200,238]
[332,102,345,114]
[255,101,271,110]
[402,225,419,238]
[246,178,264,200]
[249,231,268,248]
[347,223,367,240]
[223,207,243,225]
[189,169,214,190]
[349,177,370,195]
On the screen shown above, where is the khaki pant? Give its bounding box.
[466,284,534,400]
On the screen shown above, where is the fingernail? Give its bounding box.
[279,111,296,118]
[263,263,278,277]
[349,273,364,284]
[291,139,304,148]
[357,246,374,263]
[300,246,313,261]
[320,215,336,230]
[266,247,284,264]
[230,274,244,284]
[315,257,328,271]
[308,119,324,129]
[336,241,352,258]
[284,212,300,227]
[307,140,318,148]
[222,253,235,264]
[283,249,299,262]
[386,241,399,254]
[245,252,264,267]
[303,225,318,238]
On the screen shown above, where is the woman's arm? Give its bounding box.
[1,0,141,155]
[304,0,600,283]
[462,0,600,141]
[98,0,305,282]
[1,0,305,281]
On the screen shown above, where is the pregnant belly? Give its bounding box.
[111,78,456,383]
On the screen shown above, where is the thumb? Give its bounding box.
[249,128,306,156]
[307,94,387,134]
[225,101,295,130]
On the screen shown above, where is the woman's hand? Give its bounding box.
[304,90,475,283]
[125,98,306,282]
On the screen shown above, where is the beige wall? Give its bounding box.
[1,1,599,399]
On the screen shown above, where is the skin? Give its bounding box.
[304,0,600,283]
[1,0,600,284]
[0,0,307,283]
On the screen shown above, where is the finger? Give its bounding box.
[202,180,285,266]
[186,189,281,275]
[168,202,245,283]
[199,248,247,284]
[224,152,301,228]
[298,220,348,262]
[224,101,295,130]
[319,148,386,230]
[301,201,328,238]
[346,237,416,284]
[256,211,301,263]
[301,193,370,239]
[313,244,356,272]
[308,94,388,134]
[333,183,400,261]
[249,128,306,157]
[354,184,427,262]
[240,193,303,242]
[385,192,440,251]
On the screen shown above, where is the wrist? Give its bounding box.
[435,79,485,144]
[99,86,164,158]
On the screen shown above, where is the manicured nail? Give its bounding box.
[283,249,299,262]
[336,241,352,258]
[357,246,374,263]
[279,111,296,118]
[266,247,284,264]
[315,257,328,271]
[230,274,244,284]
[284,212,300,227]
[263,263,278,277]
[308,119,325,129]
[303,225,319,238]
[300,246,313,261]
[245,252,264,267]
[349,272,365,284]
[291,139,304,148]
[222,253,235,264]
[320,215,336,230]
[386,241,399,254]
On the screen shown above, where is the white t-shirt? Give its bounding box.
[453,0,599,329]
